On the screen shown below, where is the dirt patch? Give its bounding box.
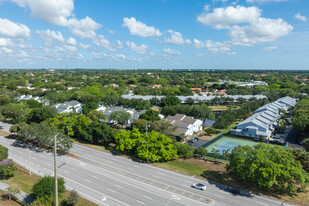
[0,130,11,137]
[66,153,80,159]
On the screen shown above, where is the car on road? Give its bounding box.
[0,126,4,130]
[191,183,206,190]
[14,141,26,147]
[226,187,241,194]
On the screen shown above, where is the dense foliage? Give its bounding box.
[293,99,309,135]
[0,159,16,179]
[114,128,177,162]
[0,145,8,161]
[227,144,309,194]
[33,176,65,199]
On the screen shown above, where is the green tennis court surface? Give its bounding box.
[204,136,259,155]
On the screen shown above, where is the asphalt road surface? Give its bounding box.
[0,133,294,206]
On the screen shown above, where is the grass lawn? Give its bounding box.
[3,164,98,206]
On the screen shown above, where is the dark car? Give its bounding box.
[0,126,4,130]
[194,137,200,141]
[226,187,241,194]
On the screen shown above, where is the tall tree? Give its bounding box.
[109,111,131,128]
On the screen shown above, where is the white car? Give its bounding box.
[191,183,206,190]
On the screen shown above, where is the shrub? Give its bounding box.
[63,190,78,206]
[31,197,54,206]
[33,176,65,199]
[194,147,208,158]
[174,143,195,159]
[0,145,8,161]
[0,159,16,179]
[303,138,309,151]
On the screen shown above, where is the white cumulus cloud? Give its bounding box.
[0,18,30,39]
[123,17,162,37]
[197,6,261,29]
[193,39,231,53]
[263,46,277,51]
[163,48,181,56]
[11,0,74,26]
[126,41,148,54]
[164,30,191,45]
[229,18,292,46]
[295,13,307,22]
[197,5,292,47]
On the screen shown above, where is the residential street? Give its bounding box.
[0,134,294,206]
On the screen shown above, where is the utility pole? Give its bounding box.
[54,133,59,206]
[29,150,31,175]
[142,122,149,162]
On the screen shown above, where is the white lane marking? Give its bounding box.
[156,172,165,176]
[32,157,37,160]
[107,189,115,193]
[185,181,191,184]
[91,175,98,179]
[143,195,152,200]
[17,151,22,154]
[136,200,145,205]
[218,190,226,193]
[60,174,129,206]
[214,194,225,199]
[39,154,43,158]
[71,167,77,171]
[132,165,139,168]
[255,201,269,206]
[152,175,160,179]
[74,147,82,150]
[127,168,134,171]
[64,170,70,174]
[181,184,187,187]
[88,155,94,158]
[84,179,91,183]
[115,184,123,189]
[46,163,52,166]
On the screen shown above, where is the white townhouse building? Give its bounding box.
[97,106,146,127]
[166,114,203,137]
[230,96,297,139]
[54,100,82,114]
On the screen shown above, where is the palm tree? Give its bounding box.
[211,148,220,162]
[222,149,230,161]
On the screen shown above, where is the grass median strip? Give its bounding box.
[3,164,98,206]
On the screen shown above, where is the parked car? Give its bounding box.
[194,137,200,141]
[14,141,26,148]
[191,183,206,190]
[226,187,241,194]
[187,138,198,143]
[0,126,4,130]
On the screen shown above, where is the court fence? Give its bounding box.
[196,133,224,149]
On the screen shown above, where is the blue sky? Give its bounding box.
[0,0,308,69]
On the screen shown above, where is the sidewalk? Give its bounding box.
[0,181,34,204]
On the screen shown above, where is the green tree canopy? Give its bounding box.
[114,128,177,162]
[227,143,309,194]
[139,110,160,122]
[109,111,131,127]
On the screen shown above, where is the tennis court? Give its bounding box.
[204,136,258,155]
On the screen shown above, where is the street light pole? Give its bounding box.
[29,150,31,175]
[54,133,59,206]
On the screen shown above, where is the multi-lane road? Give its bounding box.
[0,123,293,206]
